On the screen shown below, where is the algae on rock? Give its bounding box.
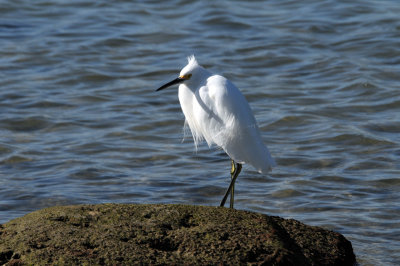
[0,204,356,265]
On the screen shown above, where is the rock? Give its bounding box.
[0,204,356,265]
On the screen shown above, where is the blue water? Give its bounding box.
[1,1,400,264]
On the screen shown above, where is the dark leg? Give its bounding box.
[220,160,242,208]
[230,160,235,208]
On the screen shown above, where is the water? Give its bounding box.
[1,0,399,264]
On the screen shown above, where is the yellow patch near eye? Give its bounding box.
[180,74,192,80]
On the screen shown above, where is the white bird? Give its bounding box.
[156,55,275,208]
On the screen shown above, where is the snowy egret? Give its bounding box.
[156,56,275,208]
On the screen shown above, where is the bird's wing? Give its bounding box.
[193,81,220,147]
[198,75,275,173]
[207,75,256,128]
[195,75,254,146]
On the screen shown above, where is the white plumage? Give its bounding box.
[156,55,275,207]
[177,56,275,173]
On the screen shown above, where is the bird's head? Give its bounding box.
[156,55,206,91]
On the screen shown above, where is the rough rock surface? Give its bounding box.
[0,204,356,265]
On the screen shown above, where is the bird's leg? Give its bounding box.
[230,160,236,208]
[230,161,242,208]
[220,160,235,207]
[220,160,242,208]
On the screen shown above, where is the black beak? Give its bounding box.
[156,77,185,91]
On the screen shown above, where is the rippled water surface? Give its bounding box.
[1,0,400,264]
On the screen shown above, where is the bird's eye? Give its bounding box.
[181,74,192,80]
